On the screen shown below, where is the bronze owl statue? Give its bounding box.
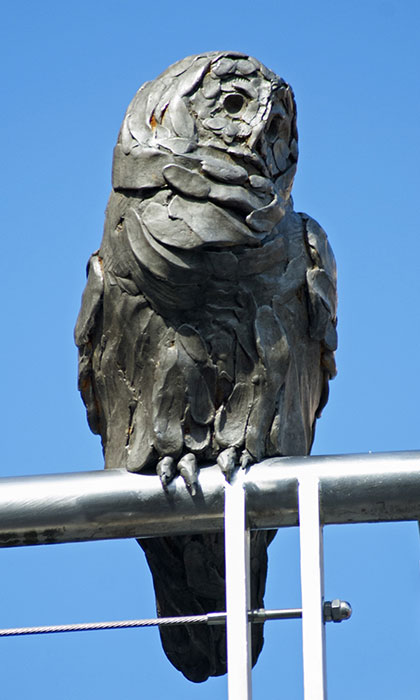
[75,51,337,683]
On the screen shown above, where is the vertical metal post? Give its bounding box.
[298,475,327,700]
[224,472,252,700]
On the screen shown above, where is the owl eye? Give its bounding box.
[223,93,245,114]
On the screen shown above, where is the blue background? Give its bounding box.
[1,1,419,697]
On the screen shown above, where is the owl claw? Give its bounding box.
[217,447,238,482]
[177,453,198,496]
[240,449,253,470]
[157,456,176,490]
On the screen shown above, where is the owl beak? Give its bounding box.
[247,121,266,151]
[248,103,284,153]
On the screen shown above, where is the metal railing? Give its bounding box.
[1,450,419,699]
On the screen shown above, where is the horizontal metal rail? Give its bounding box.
[1,451,419,547]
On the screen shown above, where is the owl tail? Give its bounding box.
[138,530,275,683]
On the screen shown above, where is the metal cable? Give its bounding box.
[0,615,217,637]
[0,608,303,637]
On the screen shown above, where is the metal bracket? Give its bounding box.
[223,471,353,700]
[224,471,252,699]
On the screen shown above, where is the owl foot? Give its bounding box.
[157,456,176,490]
[240,449,253,470]
[177,453,198,496]
[217,447,238,482]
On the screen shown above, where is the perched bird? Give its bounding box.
[75,51,337,682]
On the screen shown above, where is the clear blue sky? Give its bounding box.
[1,1,419,698]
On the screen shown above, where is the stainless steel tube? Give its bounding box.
[0,451,419,547]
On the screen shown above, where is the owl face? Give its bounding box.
[122,52,298,186]
[191,55,297,182]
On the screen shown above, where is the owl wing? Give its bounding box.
[74,252,104,436]
[301,213,338,415]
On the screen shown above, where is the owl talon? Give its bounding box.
[240,449,253,470]
[157,456,176,490]
[177,453,198,496]
[217,447,238,482]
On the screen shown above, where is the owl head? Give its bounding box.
[113,52,298,200]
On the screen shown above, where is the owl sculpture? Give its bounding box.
[75,51,337,683]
